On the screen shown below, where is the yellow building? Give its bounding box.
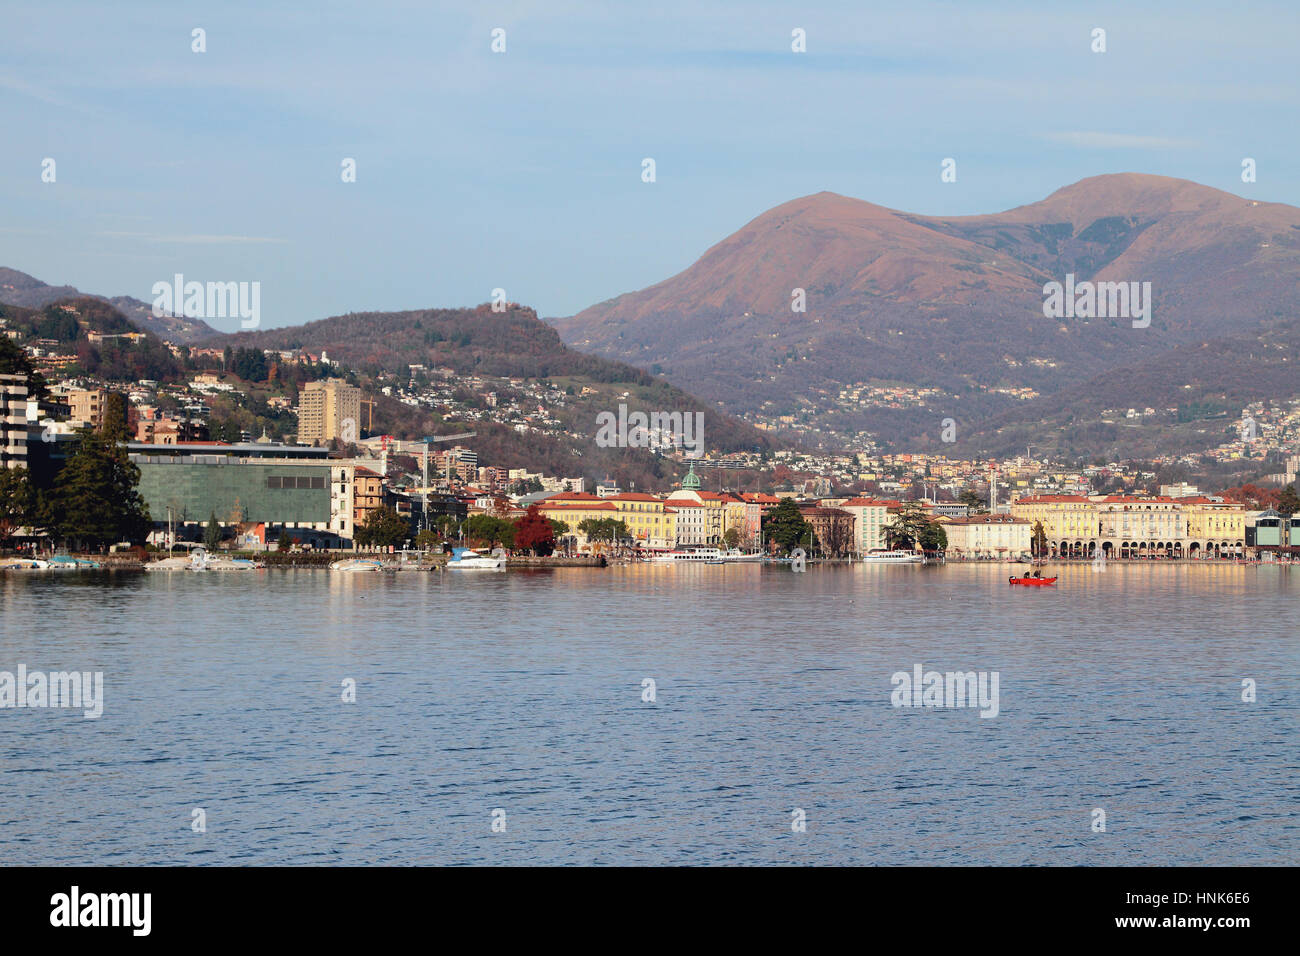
[297,378,362,445]
[536,492,676,551]
[1010,495,1095,552]
[1177,496,1247,558]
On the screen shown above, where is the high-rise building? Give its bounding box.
[297,378,362,445]
[1,373,28,469]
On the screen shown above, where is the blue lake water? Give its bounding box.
[1,562,1295,865]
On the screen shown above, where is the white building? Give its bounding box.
[942,515,1032,559]
[839,497,895,554]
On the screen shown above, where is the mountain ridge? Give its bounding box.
[549,173,1300,457]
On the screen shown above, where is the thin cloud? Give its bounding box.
[100,231,288,245]
[1040,132,1199,149]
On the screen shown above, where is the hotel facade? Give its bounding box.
[1010,494,1248,558]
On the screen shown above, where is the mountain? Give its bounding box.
[215,303,782,480]
[0,268,219,343]
[551,174,1300,456]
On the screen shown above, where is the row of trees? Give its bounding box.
[351,504,576,555]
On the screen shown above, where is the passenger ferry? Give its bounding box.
[861,549,925,564]
[649,547,763,564]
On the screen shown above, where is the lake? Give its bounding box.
[1,562,1295,865]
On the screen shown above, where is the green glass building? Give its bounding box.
[134,457,332,527]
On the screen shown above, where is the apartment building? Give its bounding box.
[297,378,362,445]
[1,373,27,469]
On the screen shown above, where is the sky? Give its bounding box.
[2,0,1298,333]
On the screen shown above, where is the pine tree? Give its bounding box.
[53,427,150,550]
[204,512,222,550]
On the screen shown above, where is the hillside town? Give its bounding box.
[4,359,1299,560]
[3,299,1299,561]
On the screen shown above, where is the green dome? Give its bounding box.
[681,463,700,490]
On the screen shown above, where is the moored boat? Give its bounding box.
[447,547,507,570]
[862,550,924,564]
[650,547,747,563]
[47,555,101,570]
[329,557,386,572]
[0,557,49,570]
[144,548,262,572]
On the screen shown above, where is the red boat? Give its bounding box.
[1009,575,1057,586]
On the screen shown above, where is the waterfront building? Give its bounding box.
[352,466,385,533]
[1010,492,1247,559]
[839,497,897,554]
[1011,495,1095,553]
[720,493,762,549]
[605,493,676,550]
[1247,508,1285,551]
[1177,496,1248,558]
[1095,496,1186,559]
[535,491,676,551]
[942,514,1032,559]
[798,505,856,556]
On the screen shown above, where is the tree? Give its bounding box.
[415,529,439,552]
[277,531,293,552]
[1277,484,1300,517]
[203,512,222,550]
[884,504,933,550]
[355,506,411,549]
[763,499,812,552]
[723,527,741,549]
[514,505,556,555]
[818,513,854,557]
[0,466,34,547]
[51,427,150,550]
[958,489,988,514]
[464,514,515,548]
[1031,521,1048,558]
[577,517,629,544]
[918,521,947,553]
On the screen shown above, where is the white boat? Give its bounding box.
[329,557,386,572]
[447,547,507,570]
[143,555,192,572]
[0,557,49,570]
[650,547,724,563]
[144,548,262,572]
[862,549,924,564]
[718,548,763,562]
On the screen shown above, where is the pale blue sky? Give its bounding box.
[2,0,1297,332]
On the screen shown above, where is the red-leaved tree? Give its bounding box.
[514,505,556,556]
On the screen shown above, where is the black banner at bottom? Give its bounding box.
[0,866,1282,943]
